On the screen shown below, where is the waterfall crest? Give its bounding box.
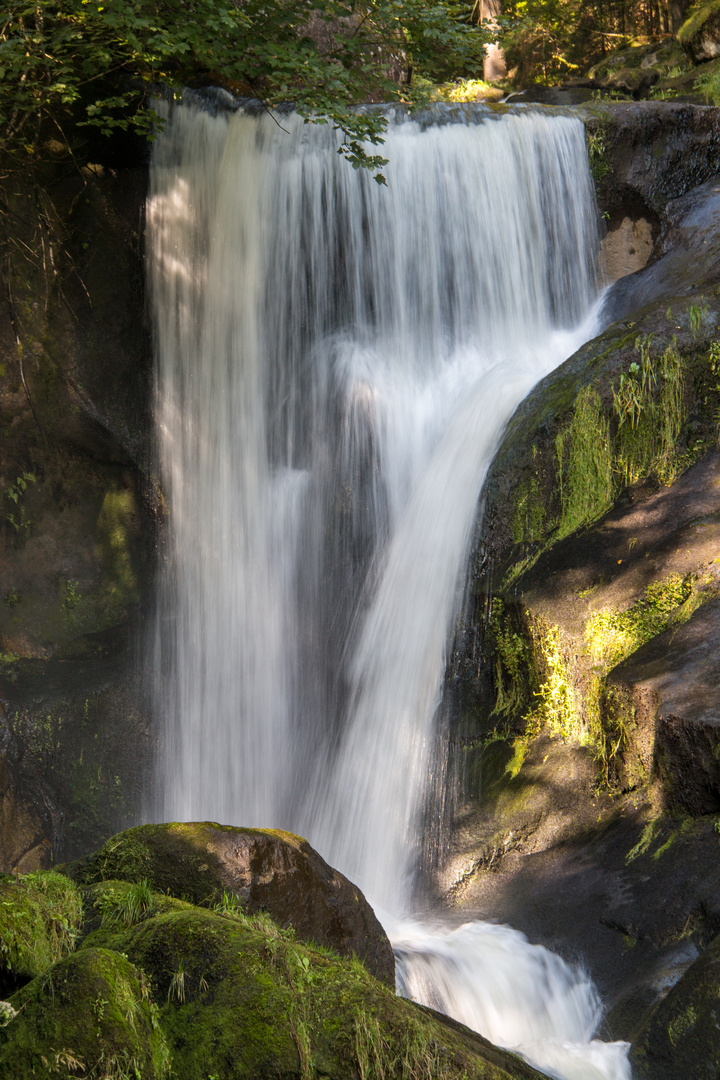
[149,101,629,1080]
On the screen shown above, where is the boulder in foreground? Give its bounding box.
[68,820,395,985]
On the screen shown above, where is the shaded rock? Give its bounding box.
[588,40,689,89]
[0,158,156,867]
[0,947,172,1080]
[581,101,720,225]
[445,733,615,896]
[442,806,720,1039]
[608,596,720,813]
[601,176,720,322]
[68,821,396,985]
[630,929,720,1078]
[0,755,51,873]
[1,647,153,866]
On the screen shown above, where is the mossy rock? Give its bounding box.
[79,902,543,1080]
[0,870,82,994]
[67,821,396,985]
[630,930,720,1078]
[0,947,171,1079]
[678,1,720,62]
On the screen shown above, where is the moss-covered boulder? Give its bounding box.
[630,929,720,1078]
[77,900,542,1080]
[679,1,720,61]
[0,870,82,995]
[0,865,544,1080]
[0,947,172,1080]
[69,821,396,985]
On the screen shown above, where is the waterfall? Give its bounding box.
[149,100,630,1080]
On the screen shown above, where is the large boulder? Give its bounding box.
[68,821,396,985]
[77,902,543,1080]
[0,865,545,1080]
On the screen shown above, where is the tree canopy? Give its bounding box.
[0,0,489,176]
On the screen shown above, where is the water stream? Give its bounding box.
[149,100,631,1080]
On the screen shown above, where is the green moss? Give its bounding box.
[626,821,658,864]
[0,947,172,1079]
[489,601,535,721]
[76,906,530,1080]
[526,622,580,743]
[668,1004,698,1046]
[96,488,140,606]
[586,127,609,182]
[678,0,720,45]
[585,572,707,668]
[511,475,546,545]
[0,871,82,984]
[613,340,686,488]
[555,385,613,541]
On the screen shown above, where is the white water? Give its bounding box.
[149,100,630,1080]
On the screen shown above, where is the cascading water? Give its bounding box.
[149,99,631,1080]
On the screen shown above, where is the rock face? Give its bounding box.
[608,597,720,813]
[630,930,720,1079]
[68,821,396,986]
[601,177,720,322]
[0,861,544,1080]
[442,103,720,1077]
[0,155,155,868]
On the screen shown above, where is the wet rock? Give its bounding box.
[0,158,155,867]
[0,646,153,866]
[443,806,720,1039]
[0,755,51,873]
[630,929,720,1078]
[581,101,720,226]
[68,821,396,985]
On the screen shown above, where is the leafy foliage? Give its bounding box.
[0,0,488,176]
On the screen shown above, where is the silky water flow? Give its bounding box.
[149,99,631,1080]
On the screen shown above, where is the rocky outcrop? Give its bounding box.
[68,821,396,985]
[0,154,155,867]
[630,929,720,1078]
[601,176,720,321]
[608,596,720,813]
